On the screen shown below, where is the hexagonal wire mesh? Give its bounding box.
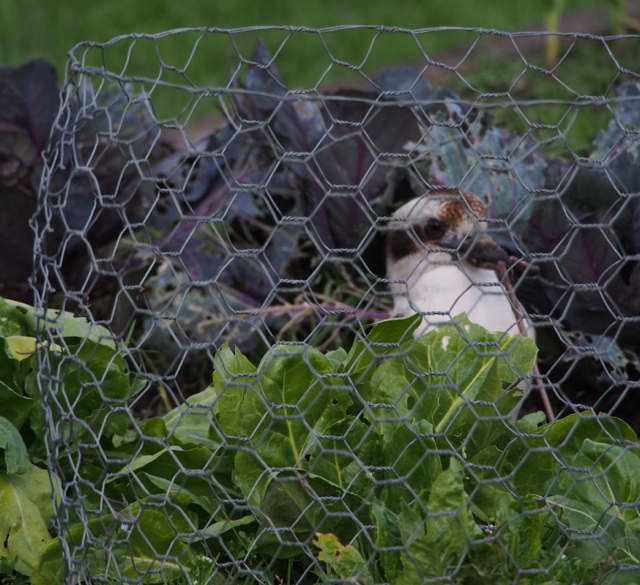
[28,26,640,584]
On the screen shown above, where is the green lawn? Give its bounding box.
[1,0,626,155]
[2,0,606,89]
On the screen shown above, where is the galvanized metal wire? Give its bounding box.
[30,27,640,584]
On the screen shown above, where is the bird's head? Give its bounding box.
[386,189,509,272]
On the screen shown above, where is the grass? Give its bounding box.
[1,0,607,87]
[0,0,627,144]
[446,35,640,156]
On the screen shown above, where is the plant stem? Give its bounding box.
[497,260,555,423]
[257,302,390,322]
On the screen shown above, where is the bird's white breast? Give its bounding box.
[387,252,524,337]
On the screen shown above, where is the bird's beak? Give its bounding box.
[438,229,510,270]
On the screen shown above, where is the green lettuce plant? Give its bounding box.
[0,296,140,580]
[27,311,640,584]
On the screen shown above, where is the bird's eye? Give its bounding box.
[424,218,445,238]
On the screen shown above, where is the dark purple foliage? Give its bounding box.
[0,60,60,293]
[5,45,640,400]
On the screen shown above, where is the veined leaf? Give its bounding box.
[551,440,640,524]
[215,343,258,438]
[255,344,338,446]
[340,314,421,385]
[4,298,115,349]
[505,413,639,497]
[547,496,640,566]
[381,419,441,509]
[0,416,30,474]
[0,465,54,576]
[398,458,481,583]
[307,417,381,497]
[385,317,536,450]
[33,498,195,584]
[233,344,341,503]
[314,532,373,585]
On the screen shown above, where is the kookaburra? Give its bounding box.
[386,190,529,338]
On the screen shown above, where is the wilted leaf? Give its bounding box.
[314,532,372,585]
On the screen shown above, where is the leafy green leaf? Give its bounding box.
[137,472,218,515]
[0,465,54,575]
[0,380,35,430]
[503,495,545,568]
[425,458,481,542]
[215,343,258,438]
[112,417,170,450]
[547,496,640,566]
[163,385,221,448]
[515,411,546,434]
[551,440,640,524]
[307,416,381,497]
[325,347,348,368]
[47,345,133,443]
[381,419,441,507]
[372,502,403,583]
[17,302,639,584]
[398,458,482,582]
[340,314,421,384]
[259,478,319,534]
[505,413,639,497]
[5,336,38,361]
[364,354,418,441]
[33,498,194,584]
[467,445,518,523]
[232,344,341,503]
[112,442,237,509]
[0,416,30,474]
[3,298,115,348]
[0,337,19,388]
[414,318,536,436]
[195,515,256,541]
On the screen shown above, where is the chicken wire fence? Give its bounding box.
[9,25,640,584]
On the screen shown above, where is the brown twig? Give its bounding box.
[497,260,555,423]
[258,302,390,322]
